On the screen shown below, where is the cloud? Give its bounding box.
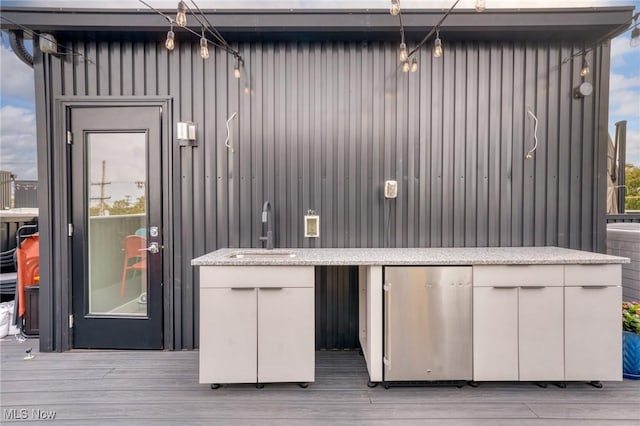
[610,73,640,92]
[609,72,640,127]
[0,106,37,180]
[0,43,35,106]
[610,33,638,67]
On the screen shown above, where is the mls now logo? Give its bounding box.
[3,409,28,420]
[4,408,57,420]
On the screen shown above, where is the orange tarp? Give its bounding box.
[16,234,39,317]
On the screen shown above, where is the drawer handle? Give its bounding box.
[492,286,517,289]
[259,287,283,290]
[581,285,608,289]
[520,286,545,290]
[230,287,255,291]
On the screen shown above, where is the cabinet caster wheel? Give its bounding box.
[256,383,265,389]
[298,383,309,389]
[383,382,390,390]
[554,382,567,389]
[588,381,603,389]
[534,382,548,389]
[210,384,221,390]
[367,381,378,388]
[467,381,479,388]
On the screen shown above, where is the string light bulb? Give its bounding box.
[233,59,241,79]
[433,30,443,58]
[401,61,410,73]
[390,0,400,16]
[410,58,418,73]
[475,0,486,12]
[399,42,408,62]
[176,1,187,27]
[580,57,589,77]
[200,32,209,59]
[165,25,175,51]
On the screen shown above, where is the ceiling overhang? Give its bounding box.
[0,7,634,43]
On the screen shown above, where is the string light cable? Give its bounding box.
[561,11,640,65]
[138,0,242,60]
[407,0,462,58]
[0,15,94,63]
[188,0,233,52]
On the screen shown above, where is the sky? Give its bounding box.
[608,2,640,169]
[0,0,639,182]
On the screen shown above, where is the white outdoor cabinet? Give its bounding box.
[473,286,519,381]
[518,286,564,381]
[199,266,315,385]
[200,288,257,383]
[564,265,622,381]
[473,265,564,381]
[258,287,315,382]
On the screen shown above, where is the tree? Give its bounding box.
[625,164,640,211]
[88,195,146,216]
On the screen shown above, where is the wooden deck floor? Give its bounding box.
[1,337,639,425]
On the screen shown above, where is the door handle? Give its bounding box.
[139,242,160,254]
[580,285,608,289]
[520,286,545,290]
[259,287,283,290]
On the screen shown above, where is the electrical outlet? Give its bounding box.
[304,214,320,238]
[384,180,398,199]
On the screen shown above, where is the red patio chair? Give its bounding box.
[16,233,39,318]
[120,235,147,298]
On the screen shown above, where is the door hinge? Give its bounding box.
[383,356,390,368]
[69,314,74,329]
[68,223,74,237]
[383,283,391,292]
[66,131,73,145]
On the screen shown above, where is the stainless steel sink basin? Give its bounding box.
[226,250,296,259]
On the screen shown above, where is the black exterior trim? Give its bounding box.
[0,7,633,42]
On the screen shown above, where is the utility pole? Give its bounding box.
[90,160,111,215]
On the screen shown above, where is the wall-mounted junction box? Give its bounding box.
[384,180,398,199]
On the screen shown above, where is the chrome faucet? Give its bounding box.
[259,201,274,249]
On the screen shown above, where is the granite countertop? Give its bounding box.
[191,246,629,266]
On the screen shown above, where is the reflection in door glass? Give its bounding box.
[87,133,147,317]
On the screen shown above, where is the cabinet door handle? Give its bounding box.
[259,287,283,290]
[580,285,608,289]
[520,286,545,290]
[230,287,255,291]
[492,286,517,289]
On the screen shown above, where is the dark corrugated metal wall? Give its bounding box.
[316,266,359,349]
[48,37,608,349]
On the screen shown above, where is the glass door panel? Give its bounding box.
[87,132,147,317]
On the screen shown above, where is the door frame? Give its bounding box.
[50,97,174,351]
